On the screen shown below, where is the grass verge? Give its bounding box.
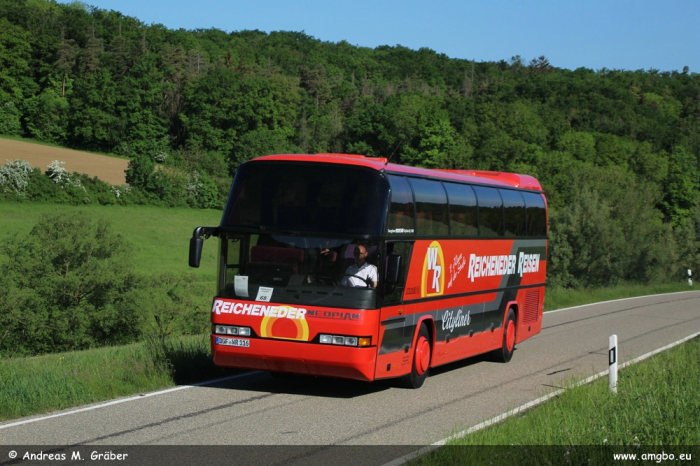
[0,335,234,422]
[412,338,699,465]
[545,282,695,311]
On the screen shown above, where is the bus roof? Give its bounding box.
[250,153,543,191]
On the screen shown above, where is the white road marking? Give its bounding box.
[545,290,700,314]
[0,372,262,430]
[383,329,700,466]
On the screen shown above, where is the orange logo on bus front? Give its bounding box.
[261,312,310,341]
[421,241,445,297]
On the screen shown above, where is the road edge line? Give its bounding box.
[382,330,700,466]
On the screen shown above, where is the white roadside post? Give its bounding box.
[688,269,693,287]
[609,334,618,393]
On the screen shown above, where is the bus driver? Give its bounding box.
[341,245,378,288]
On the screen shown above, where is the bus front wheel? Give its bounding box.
[493,308,516,363]
[401,323,431,389]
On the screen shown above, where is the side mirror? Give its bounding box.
[189,237,204,268]
[386,253,402,284]
[188,226,219,268]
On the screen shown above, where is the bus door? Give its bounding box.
[375,241,414,380]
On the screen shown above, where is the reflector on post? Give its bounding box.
[609,334,618,394]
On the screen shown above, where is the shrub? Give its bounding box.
[45,160,72,184]
[0,159,33,196]
[134,273,212,339]
[125,153,154,188]
[0,213,140,356]
[186,170,219,209]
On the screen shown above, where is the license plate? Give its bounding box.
[215,337,250,348]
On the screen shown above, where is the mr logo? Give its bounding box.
[421,241,444,297]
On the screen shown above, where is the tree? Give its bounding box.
[661,145,698,225]
[230,127,299,172]
[548,188,625,288]
[23,75,70,143]
[56,38,79,97]
[0,18,31,101]
[529,56,553,74]
[125,153,154,187]
[0,213,140,355]
[556,131,595,163]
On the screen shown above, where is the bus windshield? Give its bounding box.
[221,233,380,309]
[223,161,389,236]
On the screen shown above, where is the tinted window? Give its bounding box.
[384,241,413,305]
[523,192,547,236]
[409,178,449,236]
[225,162,389,236]
[500,189,526,237]
[474,186,503,237]
[444,183,478,236]
[387,175,415,234]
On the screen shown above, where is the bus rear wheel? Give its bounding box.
[493,308,516,363]
[401,323,431,389]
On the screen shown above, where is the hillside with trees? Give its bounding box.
[1,0,699,292]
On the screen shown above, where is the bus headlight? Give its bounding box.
[213,325,252,336]
[332,336,345,345]
[319,334,370,347]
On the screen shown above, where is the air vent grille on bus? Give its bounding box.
[524,290,540,323]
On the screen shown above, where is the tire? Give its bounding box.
[400,324,431,389]
[493,308,516,363]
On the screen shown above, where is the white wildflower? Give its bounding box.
[0,159,33,195]
[46,160,70,184]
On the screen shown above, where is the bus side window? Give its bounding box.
[408,178,449,236]
[383,242,413,305]
[386,175,415,234]
[474,186,504,237]
[444,183,478,236]
[522,192,547,236]
[500,189,526,237]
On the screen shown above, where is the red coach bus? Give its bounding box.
[189,154,547,388]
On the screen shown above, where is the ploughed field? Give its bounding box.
[0,137,128,185]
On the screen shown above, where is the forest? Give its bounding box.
[1,0,699,293]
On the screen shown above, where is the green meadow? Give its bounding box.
[0,201,222,280]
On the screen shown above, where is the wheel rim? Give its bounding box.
[506,319,515,352]
[415,336,431,375]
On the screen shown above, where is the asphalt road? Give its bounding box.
[2,292,699,456]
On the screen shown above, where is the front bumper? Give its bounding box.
[211,335,378,381]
